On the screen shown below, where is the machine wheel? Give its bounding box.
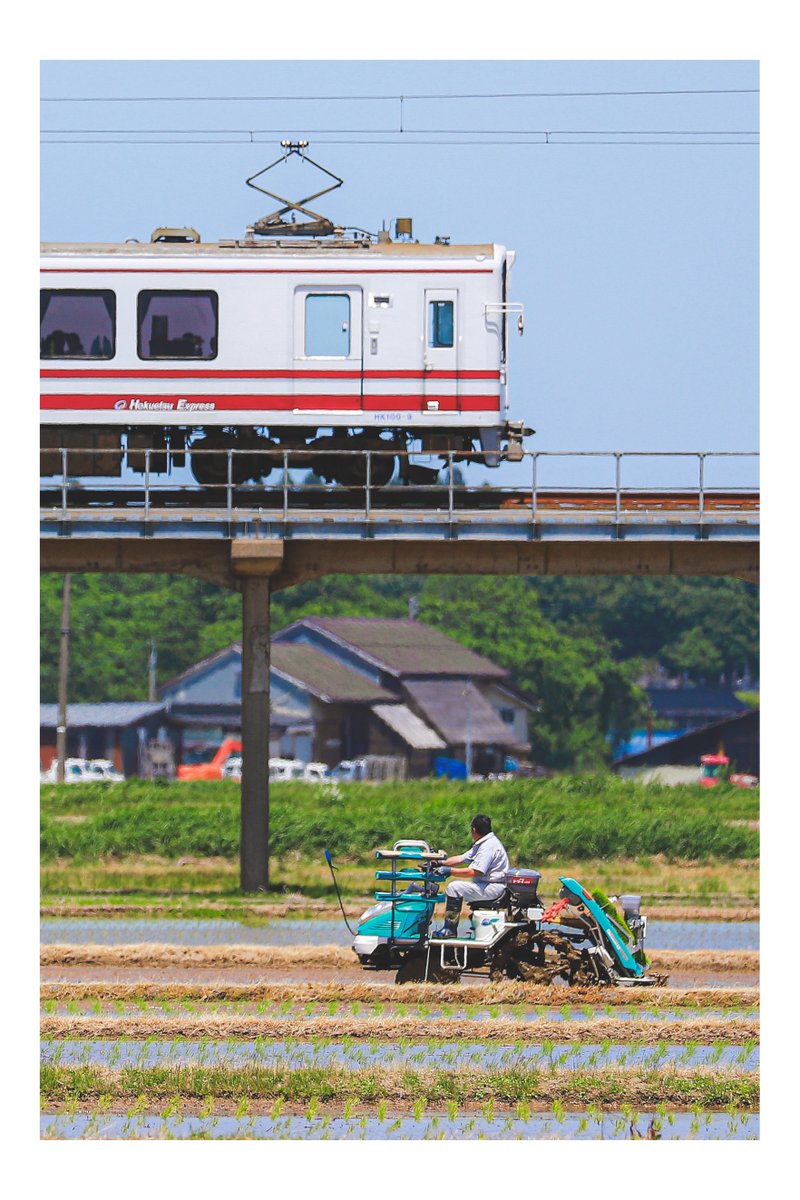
[395,952,460,985]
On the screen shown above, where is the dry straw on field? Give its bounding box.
[40,943,759,973]
[40,981,759,1008]
[40,1014,759,1045]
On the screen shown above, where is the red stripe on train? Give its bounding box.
[40,394,501,412]
[40,369,501,381]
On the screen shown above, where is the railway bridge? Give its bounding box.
[40,448,759,890]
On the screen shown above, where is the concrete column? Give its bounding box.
[240,576,272,892]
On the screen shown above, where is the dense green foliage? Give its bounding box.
[40,777,759,863]
[40,572,757,769]
[530,576,759,684]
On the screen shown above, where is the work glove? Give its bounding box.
[432,865,452,879]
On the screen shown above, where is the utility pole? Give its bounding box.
[56,574,72,783]
[148,640,158,702]
[463,684,473,778]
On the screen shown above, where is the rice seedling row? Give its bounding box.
[39,1107,759,1140]
[40,1062,760,1109]
[40,1036,760,1072]
[40,999,760,1025]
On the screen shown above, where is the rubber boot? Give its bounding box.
[432,897,462,939]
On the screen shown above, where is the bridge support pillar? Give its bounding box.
[233,539,284,893]
[240,575,272,892]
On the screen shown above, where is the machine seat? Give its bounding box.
[468,889,509,910]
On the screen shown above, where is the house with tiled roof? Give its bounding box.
[158,617,533,776]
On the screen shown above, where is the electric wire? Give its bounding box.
[41,135,759,146]
[42,127,760,135]
[41,87,759,102]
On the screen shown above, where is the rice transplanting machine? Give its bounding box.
[333,840,665,986]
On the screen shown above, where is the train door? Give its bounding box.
[294,286,363,412]
[423,289,458,407]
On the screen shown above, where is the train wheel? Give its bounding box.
[191,436,275,486]
[336,449,395,489]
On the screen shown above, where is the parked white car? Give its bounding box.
[219,756,330,783]
[270,757,330,782]
[41,757,124,783]
[302,761,330,783]
[85,758,124,781]
[220,754,242,780]
[329,758,367,782]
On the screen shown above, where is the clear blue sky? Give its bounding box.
[40,59,759,488]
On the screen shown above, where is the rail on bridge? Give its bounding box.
[41,448,759,588]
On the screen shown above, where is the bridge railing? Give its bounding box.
[41,446,759,527]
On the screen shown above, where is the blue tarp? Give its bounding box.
[611,729,689,761]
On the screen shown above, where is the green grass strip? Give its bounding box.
[40,774,759,862]
[41,1064,758,1109]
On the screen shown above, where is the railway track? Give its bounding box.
[40,486,760,514]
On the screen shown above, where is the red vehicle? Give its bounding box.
[699,753,758,789]
[177,738,242,781]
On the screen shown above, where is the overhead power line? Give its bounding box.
[40,134,759,147]
[42,128,760,136]
[41,87,759,103]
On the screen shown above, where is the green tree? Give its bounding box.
[660,628,725,683]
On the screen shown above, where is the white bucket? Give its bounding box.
[474,913,503,943]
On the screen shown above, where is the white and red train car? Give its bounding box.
[40,227,526,487]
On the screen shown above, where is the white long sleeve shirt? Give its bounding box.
[462,832,509,883]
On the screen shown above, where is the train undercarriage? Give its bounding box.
[40,424,522,488]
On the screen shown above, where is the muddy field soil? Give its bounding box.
[40,962,760,990]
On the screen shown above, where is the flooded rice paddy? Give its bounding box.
[40,912,760,1140]
[40,917,760,950]
[40,998,759,1022]
[40,1110,759,1140]
[41,1037,760,1071]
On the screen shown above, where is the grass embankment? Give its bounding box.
[40,1064,759,1109]
[41,776,759,906]
[40,776,760,861]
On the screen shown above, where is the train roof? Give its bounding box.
[40,238,500,259]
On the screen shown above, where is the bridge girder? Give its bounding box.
[40,536,759,589]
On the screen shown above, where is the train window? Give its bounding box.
[429,299,454,348]
[137,290,218,359]
[305,293,350,356]
[40,289,115,359]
